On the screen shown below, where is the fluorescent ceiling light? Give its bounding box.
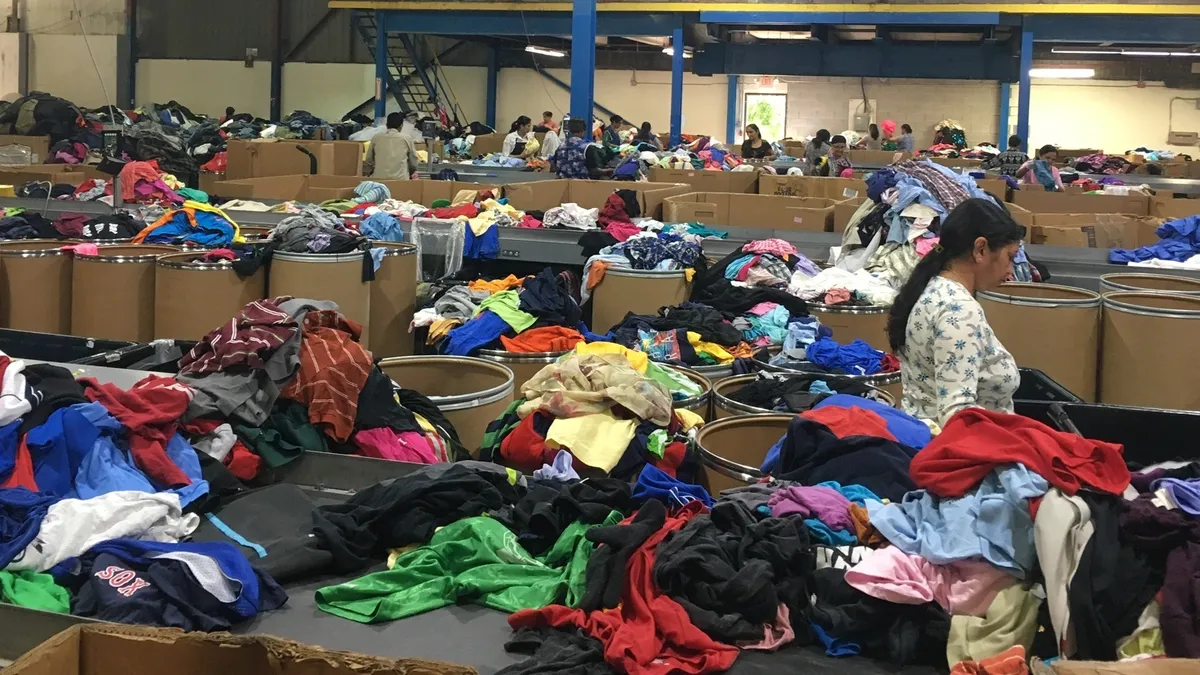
[1051,47,1200,58]
[748,30,811,40]
[525,45,565,58]
[662,47,693,58]
[1029,68,1096,79]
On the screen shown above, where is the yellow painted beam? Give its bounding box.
[329,1,1200,15]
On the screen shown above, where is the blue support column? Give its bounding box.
[569,0,597,123]
[1016,30,1032,151]
[726,74,739,146]
[374,12,388,122]
[998,82,1010,146]
[485,47,498,129]
[669,27,684,147]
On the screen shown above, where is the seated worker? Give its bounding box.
[503,116,533,156]
[741,124,776,160]
[982,135,1030,177]
[541,110,559,133]
[552,118,589,179]
[1016,145,1064,191]
[363,112,419,180]
[633,122,662,151]
[817,135,853,177]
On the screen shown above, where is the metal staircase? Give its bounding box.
[352,11,466,127]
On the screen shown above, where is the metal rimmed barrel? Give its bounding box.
[377,355,515,455]
[368,242,418,358]
[240,226,273,240]
[979,282,1101,402]
[711,372,896,419]
[695,414,792,495]
[691,363,734,383]
[807,302,890,352]
[270,251,371,347]
[0,239,73,333]
[71,244,178,341]
[153,252,267,341]
[666,365,712,420]
[477,350,566,390]
[757,348,902,404]
[590,267,691,334]
[1100,292,1200,410]
[1100,272,1200,296]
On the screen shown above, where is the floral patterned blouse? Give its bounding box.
[899,276,1019,426]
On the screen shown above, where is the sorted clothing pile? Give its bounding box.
[1109,215,1200,266]
[581,232,705,308]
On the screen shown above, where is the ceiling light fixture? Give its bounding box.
[525,45,565,58]
[1050,47,1200,58]
[1029,67,1096,79]
[662,47,693,58]
[747,30,812,40]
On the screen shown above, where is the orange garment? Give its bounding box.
[800,406,897,441]
[501,326,586,353]
[726,342,756,359]
[118,160,162,201]
[849,503,886,546]
[281,310,372,442]
[469,275,525,293]
[950,646,1028,675]
[587,261,611,290]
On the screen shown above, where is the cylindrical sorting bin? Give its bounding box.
[270,251,371,347]
[477,350,566,391]
[978,282,1101,402]
[241,226,273,240]
[377,355,515,454]
[71,244,178,341]
[153,252,268,341]
[0,240,73,334]
[1100,292,1200,410]
[1100,273,1200,296]
[711,373,896,419]
[808,303,891,352]
[666,365,713,420]
[368,242,418,358]
[695,414,792,495]
[758,353,902,405]
[692,363,734,383]
[590,268,690,334]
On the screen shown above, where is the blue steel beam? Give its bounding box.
[998,82,1010,147]
[1026,16,1200,44]
[699,11,1005,26]
[570,0,597,123]
[694,42,1019,82]
[374,21,387,120]
[670,26,683,147]
[485,47,498,129]
[379,10,682,36]
[1016,30,1032,152]
[726,74,738,147]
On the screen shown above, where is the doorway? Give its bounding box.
[744,93,787,144]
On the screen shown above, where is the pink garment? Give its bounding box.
[744,267,786,288]
[746,302,779,316]
[915,236,940,258]
[741,604,794,652]
[823,288,852,305]
[354,428,439,464]
[61,243,99,256]
[605,221,642,242]
[844,546,1016,618]
[518,215,543,229]
[734,255,762,281]
[742,238,797,258]
[767,485,854,531]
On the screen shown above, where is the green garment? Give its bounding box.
[479,398,523,458]
[0,570,70,613]
[947,584,1041,667]
[319,199,358,213]
[176,187,209,203]
[474,290,536,332]
[644,361,702,398]
[3,207,25,217]
[233,399,327,467]
[315,511,621,623]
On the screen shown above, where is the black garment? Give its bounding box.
[856,203,891,247]
[653,501,815,644]
[741,140,772,159]
[580,498,667,612]
[354,366,422,434]
[0,213,57,240]
[312,462,523,572]
[395,387,470,460]
[19,363,87,433]
[774,416,917,502]
[498,626,614,675]
[519,268,582,327]
[578,231,619,257]
[691,278,808,320]
[1069,493,1162,661]
[192,451,245,513]
[615,189,641,219]
[728,645,943,675]
[728,374,874,413]
[16,182,75,200]
[80,213,141,240]
[493,478,633,556]
[610,303,743,348]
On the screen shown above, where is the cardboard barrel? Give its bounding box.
[691,363,734,383]
[270,251,371,347]
[368,242,418,358]
[241,226,273,240]
[808,303,891,352]
[590,268,690,334]
[1100,273,1200,296]
[71,244,178,341]
[153,252,267,341]
[695,414,792,495]
[757,349,903,404]
[377,355,515,455]
[1100,292,1200,410]
[0,240,73,333]
[978,282,1101,402]
[667,365,712,421]
[477,350,566,391]
[711,373,895,419]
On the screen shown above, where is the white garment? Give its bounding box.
[502,131,523,156]
[1033,488,1095,658]
[786,267,898,305]
[7,491,200,572]
[218,199,271,212]
[543,203,599,230]
[540,130,560,159]
[191,423,235,463]
[0,356,31,426]
[898,276,1019,427]
[349,124,387,143]
[1129,254,1200,270]
[409,307,442,330]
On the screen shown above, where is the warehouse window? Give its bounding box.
[744,93,786,143]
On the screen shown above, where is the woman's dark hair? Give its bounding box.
[869,123,879,140]
[901,123,913,134]
[886,198,1026,353]
[816,129,831,144]
[830,134,847,145]
[509,115,531,133]
[566,118,587,135]
[746,123,760,139]
[639,121,652,137]
[1038,144,1058,157]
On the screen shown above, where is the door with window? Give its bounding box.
[744,93,787,144]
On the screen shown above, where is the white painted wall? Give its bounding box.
[1028,80,1200,154]
[29,34,117,108]
[136,60,270,117]
[22,0,126,34]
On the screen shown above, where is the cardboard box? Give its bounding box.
[0,163,87,187]
[1129,215,1167,247]
[212,175,499,205]
[0,135,50,163]
[1012,190,1150,216]
[649,167,759,194]
[663,192,840,232]
[781,140,805,158]
[1152,196,1200,220]
[415,139,445,159]
[1053,659,1200,675]
[1056,148,1102,159]
[225,139,364,180]
[3,624,477,675]
[846,150,909,165]
[1007,202,1034,228]
[198,172,224,194]
[833,197,866,231]
[377,179,502,206]
[1027,213,1135,249]
[975,178,1010,199]
[470,133,506,156]
[759,174,868,201]
[502,179,690,219]
[928,157,983,169]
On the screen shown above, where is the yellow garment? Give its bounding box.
[427,319,460,344]
[1117,629,1164,660]
[386,543,421,568]
[416,149,429,163]
[675,408,704,432]
[469,275,525,293]
[687,332,734,364]
[467,210,498,236]
[684,268,696,283]
[519,138,542,159]
[134,200,245,244]
[480,198,523,219]
[573,342,648,373]
[452,190,478,207]
[545,413,638,473]
[412,413,437,435]
[160,173,184,190]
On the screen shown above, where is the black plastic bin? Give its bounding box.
[1014,367,1084,403]
[0,329,191,370]
[1017,400,1200,468]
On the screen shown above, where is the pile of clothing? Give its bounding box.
[725,374,892,415]
[581,232,705,310]
[1109,215,1200,268]
[133,201,243,247]
[767,336,900,378]
[117,160,189,206]
[477,343,704,480]
[607,301,762,369]
[1073,153,1138,175]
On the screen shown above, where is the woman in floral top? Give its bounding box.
[886,199,1026,426]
